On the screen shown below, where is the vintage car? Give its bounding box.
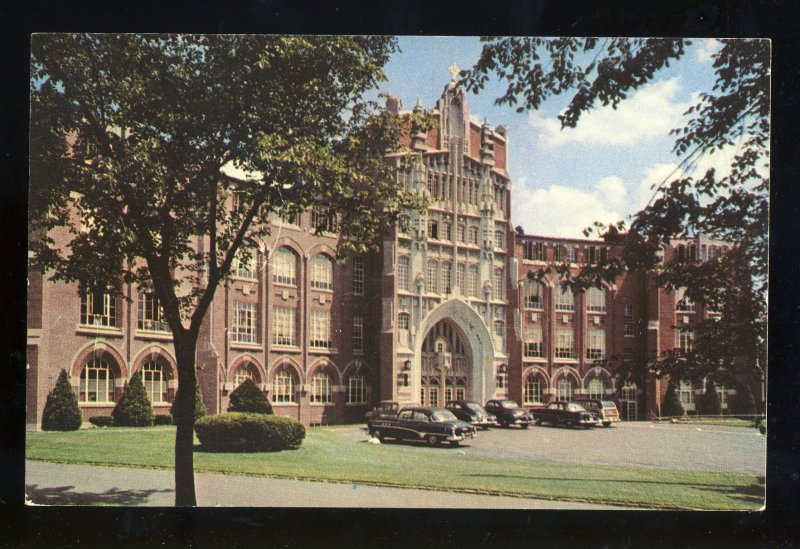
[484,399,532,428]
[367,406,477,446]
[445,400,497,430]
[364,400,416,422]
[572,398,620,427]
[530,401,602,428]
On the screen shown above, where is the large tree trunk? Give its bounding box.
[173,338,198,507]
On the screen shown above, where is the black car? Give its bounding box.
[367,406,477,446]
[530,401,602,428]
[485,399,531,428]
[445,400,497,430]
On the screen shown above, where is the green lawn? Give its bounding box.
[26,426,763,510]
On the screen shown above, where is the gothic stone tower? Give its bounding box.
[379,72,513,406]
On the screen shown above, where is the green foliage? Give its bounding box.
[194,412,305,452]
[171,373,207,421]
[729,383,756,415]
[154,414,174,426]
[227,379,273,414]
[661,379,685,417]
[89,415,114,428]
[41,369,83,431]
[112,372,155,427]
[698,380,723,416]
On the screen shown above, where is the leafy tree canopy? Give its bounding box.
[463,38,768,386]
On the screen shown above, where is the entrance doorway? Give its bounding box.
[620,382,638,420]
[419,319,471,406]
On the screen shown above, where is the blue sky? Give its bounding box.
[371,37,728,238]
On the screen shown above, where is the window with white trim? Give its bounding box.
[352,315,364,352]
[80,289,117,327]
[232,302,258,343]
[676,287,695,312]
[232,245,258,279]
[273,369,296,403]
[441,262,452,294]
[442,222,452,241]
[272,247,297,286]
[397,255,410,291]
[587,287,606,313]
[142,361,170,403]
[524,241,545,261]
[556,377,575,400]
[555,328,575,359]
[456,262,465,292]
[347,375,370,404]
[555,285,575,311]
[494,230,505,250]
[493,267,505,301]
[468,264,479,297]
[524,326,544,358]
[468,226,479,245]
[623,304,635,337]
[677,328,694,353]
[525,280,543,309]
[456,387,466,400]
[234,363,259,387]
[352,257,364,295]
[310,310,332,349]
[586,328,605,360]
[310,371,332,403]
[428,387,438,407]
[311,206,336,232]
[311,254,333,290]
[272,307,296,346]
[138,291,169,333]
[524,376,544,404]
[79,359,116,403]
[587,378,605,399]
[427,259,438,294]
[679,380,695,405]
[398,313,409,330]
[457,225,465,243]
[567,246,577,263]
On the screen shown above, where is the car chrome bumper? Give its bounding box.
[447,431,476,442]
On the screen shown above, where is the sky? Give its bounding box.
[370,37,730,239]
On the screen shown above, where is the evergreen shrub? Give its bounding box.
[112,372,154,427]
[730,383,756,415]
[170,372,207,421]
[698,380,723,416]
[227,378,273,414]
[194,412,305,452]
[661,379,685,417]
[41,369,83,431]
[89,415,114,427]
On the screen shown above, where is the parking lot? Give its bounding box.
[339,421,766,475]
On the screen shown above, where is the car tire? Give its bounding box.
[449,440,460,447]
[426,434,440,446]
[521,423,529,429]
[373,430,385,442]
[534,418,543,426]
[603,422,611,427]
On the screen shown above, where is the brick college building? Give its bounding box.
[26,77,741,429]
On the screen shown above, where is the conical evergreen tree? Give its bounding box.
[112,371,155,426]
[699,380,723,416]
[661,379,685,417]
[41,369,82,431]
[730,383,756,415]
[227,378,273,414]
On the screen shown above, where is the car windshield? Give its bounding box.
[566,403,587,412]
[602,401,617,408]
[499,400,519,409]
[431,410,458,422]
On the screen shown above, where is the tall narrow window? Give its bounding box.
[347,375,370,404]
[587,328,605,360]
[494,230,505,250]
[427,260,438,294]
[525,280,543,309]
[442,222,452,241]
[468,226,479,245]
[524,376,543,404]
[553,245,563,262]
[524,326,544,358]
[676,288,695,312]
[311,254,333,290]
[555,328,575,359]
[352,257,364,295]
[494,320,505,337]
[587,378,605,399]
[428,219,439,240]
[310,371,332,403]
[232,245,258,279]
[441,262,452,294]
[587,287,606,312]
[567,246,577,263]
[468,264,479,297]
[272,307,296,346]
[80,289,117,327]
[310,310,332,349]
[623,304,635,337]
[142,361,170,403]
[555,285,575,311]
[493,267,505,301]
[457,225,465,243]
[79,359,116,403]
[456,262,465,292]
[679,380,695,405]
[272,247,297,286]
[677,328,694,353]
[352,315,364,352]
[232,302,258,343]
[398,313,410,330]
[397,255,410,291]
[556,377,575,400]
[273,369,296,403]
[138,291,169,332]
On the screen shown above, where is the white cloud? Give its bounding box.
[528,77,692,149]
[696,38,721,63]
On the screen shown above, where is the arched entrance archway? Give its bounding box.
[412,299,496,405]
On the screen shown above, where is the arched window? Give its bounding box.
[587,378,605,399]
[311,254,333,290]
[142,361,170,403]
[232,244,258,280]
[587,287,606,312]
[556,376,575,400]
[79,358,116,403]
[347,374,370,405]
[555,284,575,311]
[272,247,297,286]
[234,363,259,387]
[310,371,332,404]
[273,369,296,403]
[524,375,544,405]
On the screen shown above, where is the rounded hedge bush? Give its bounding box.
[89,415,114,428]
[41,369,83,431]
[112,372,154,427]
[194,412,305,452]
[227,378,273,414]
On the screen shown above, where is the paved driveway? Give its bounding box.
[343,421,766,475]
